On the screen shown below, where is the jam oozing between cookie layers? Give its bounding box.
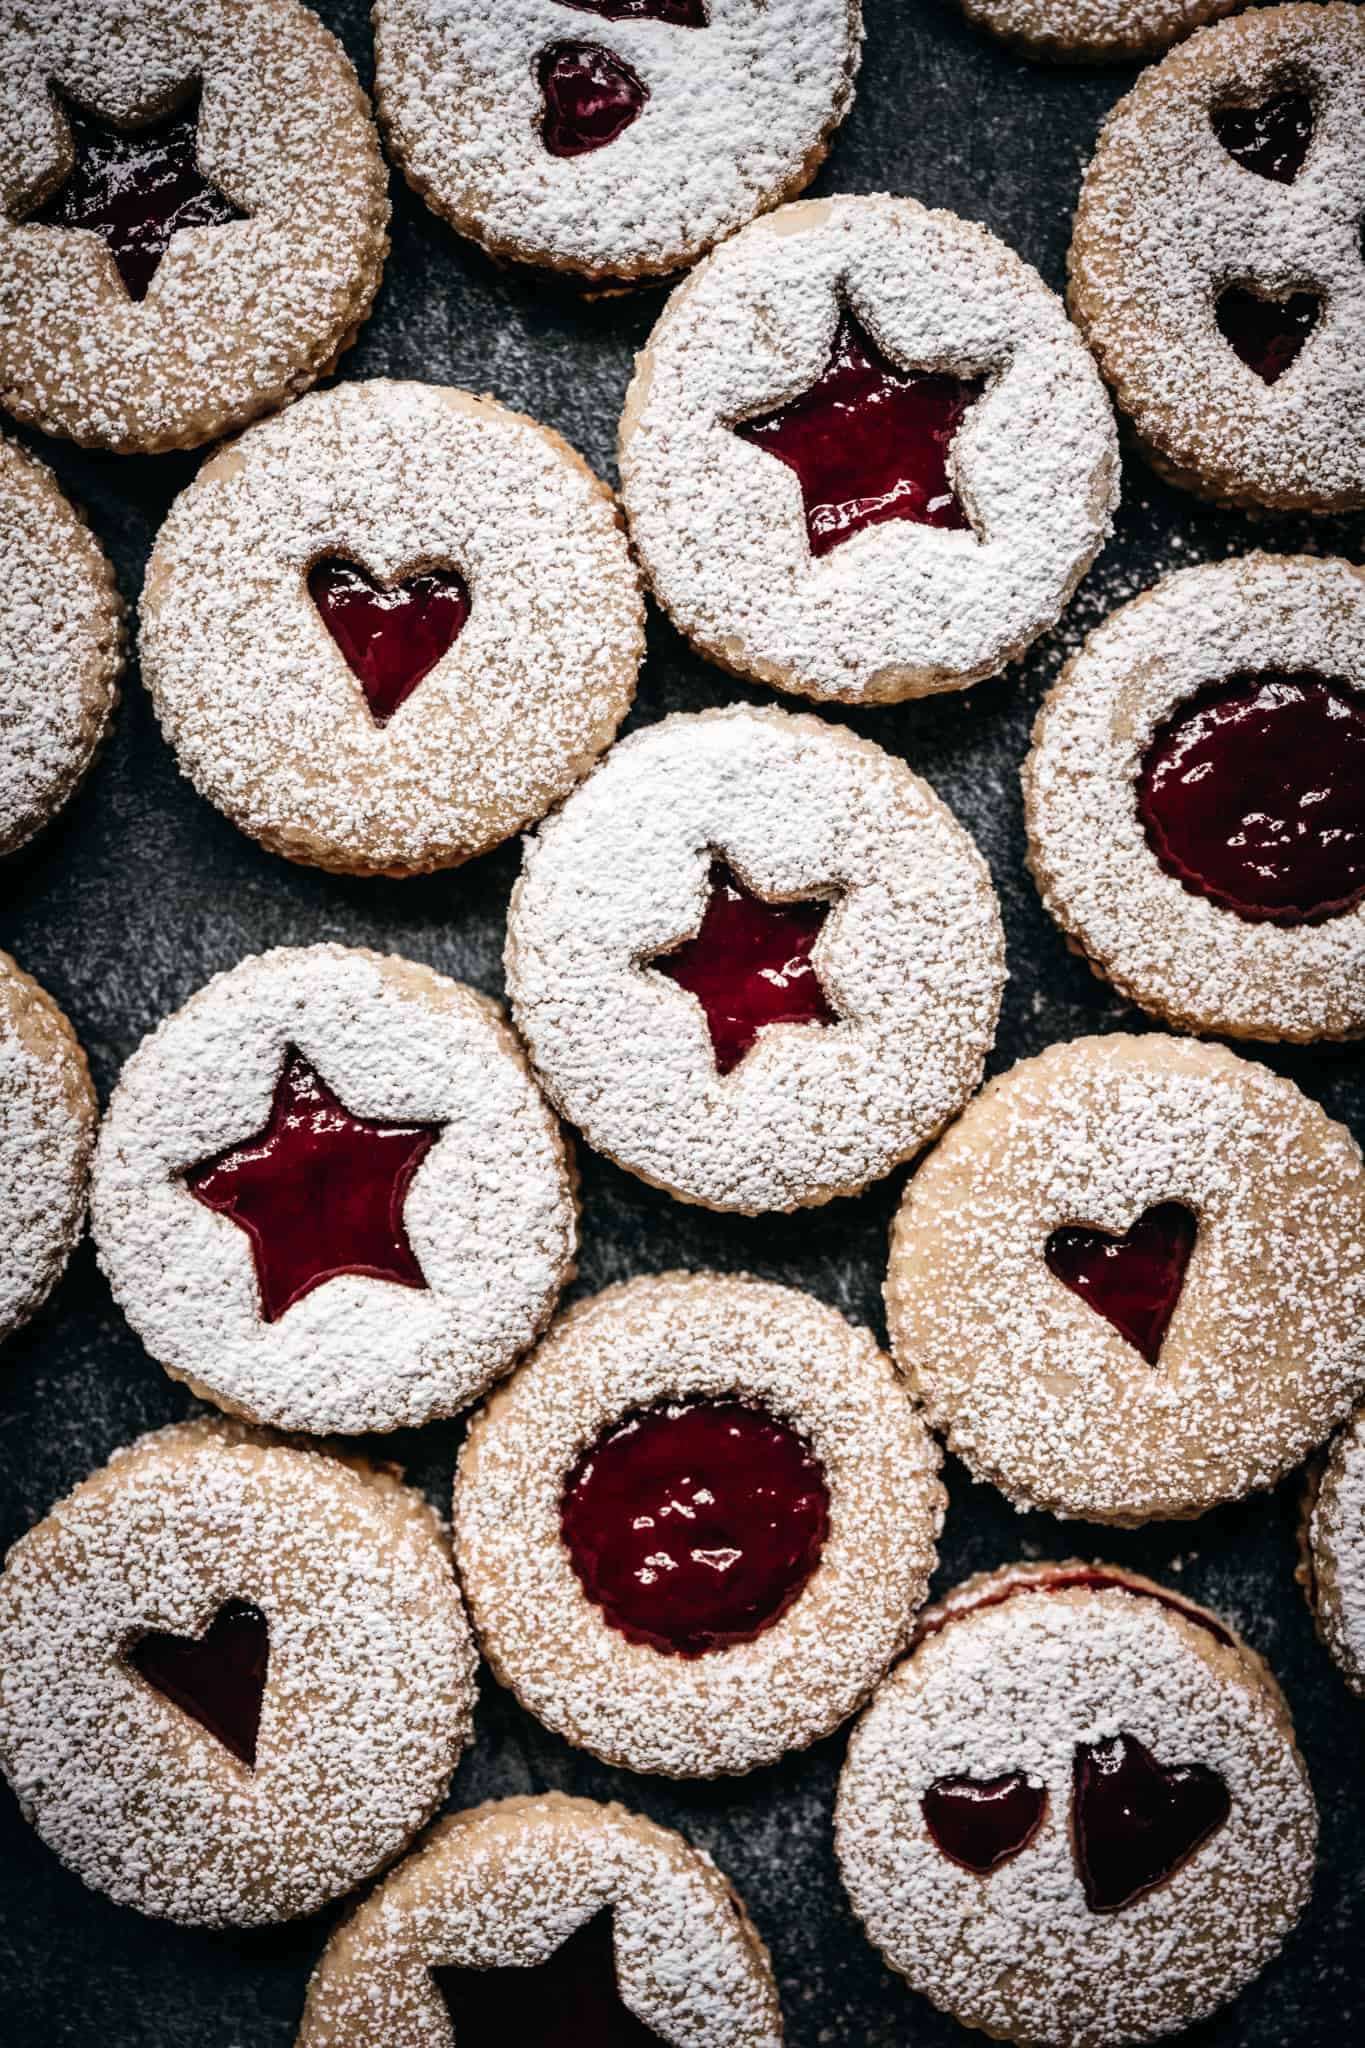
[1215,286,1320,384]
[560,1396,829,1656]
[1210,88,1313,183]
[556,0,708,21]
[1045,1203,1198,1365]
[1138,671,1365,923]
[734,309,985,558]
[129,1600,269,1768]
[539,42,648,156]
[308,558,471,725]
[921,1773,1047,1875]
[1072,1732,1231,1913]
[31,90,247,301]
[435,1909,660,2047]
[185,1047,441,1323]
[917,1566,1235,1653]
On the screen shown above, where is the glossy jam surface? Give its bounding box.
[1073,1732,1231,1914]
[186,1048,440,1323]
[308,557,471,725]
[1211,88,1312,182]
[1138,671,1365,924]
[734,309,984,558]
[653,860,838,1075]
[922,1773,1047,1875]
[434,1911,660,2047]
[1215,286,1318,383]
[129,1600,269,1768]
[32,92,247,301]
[539,41,648,157]
[560,1396,829,1656]
[1044,1202,1197,1365]
[556,0,707,20]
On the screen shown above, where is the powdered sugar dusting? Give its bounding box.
[0,950,96,1343]
[1308,1404,1365,1695]
[962,0,1239,63]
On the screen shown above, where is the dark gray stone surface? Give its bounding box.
[1,1,1362,2041]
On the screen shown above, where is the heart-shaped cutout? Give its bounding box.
[1215,286,1320,385]
[539,41,648,158]
[434,1908,660,2046]
[308,557,470,726]
[922,1771,1047,1874]
[129,1599,269,1767]
[1073,1732,1230,1913]
[1211,88,1313,183]
[1044,1201,1196,1365]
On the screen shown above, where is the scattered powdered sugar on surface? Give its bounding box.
[1025,552,1365,1041]
[0,1418,477,1927]
[452,1273,945,1778]
[617,194,1119,703]
[0,950,96,1342]
[91,944,578,1435]
[1309,1404,1365,1695]
[506,704,1005,1213]
[373,0,862,279]
[887,1033,1365,1523]
[836,1575,1317,2048]
[142,380,643,876]
[0,0,389,451]
[962,0,1239,63]
[298,1793,782,2048]
[1068,4,1365,511]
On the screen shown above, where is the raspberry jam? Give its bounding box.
[186,1047,440,1324]
[917,1566,1235,1653]
[539,42,648,157]
[733,309,984,557]
[1072,1732,1230,1913]
[434,1911,659,2047]
[308,558,471,726]
[31,91,247,301]
[129,1600,269,1768]
[921,1773,1047,1875]
[1211,88,1312,182]
[1138,671,1365,923]
[1215,286,1318,383]
[1044,1202,1197,1365]
[560,1396,829,1656]
[653,860,838,1075]
[557,0,707,20]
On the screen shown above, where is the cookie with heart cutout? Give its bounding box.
[836,1559,1317,2048]
[0,0,388,453]
[451,1272,945,1778]
[1068,4,1365,512]
[885,1032,1365,1525]
[1300,1403,1365,1697]
[90,944,578,1435]
[960,0,1240,64]
[141,380,643,876]
[0,1417,477,1926]
[296,1792,782,2048]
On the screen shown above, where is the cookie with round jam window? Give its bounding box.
[961,0,1240,64]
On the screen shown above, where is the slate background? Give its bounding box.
[2,1,1362,2042]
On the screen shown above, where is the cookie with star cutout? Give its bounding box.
[960,0,1240,64]
[90,945,578,1435]
[0,0,389,453]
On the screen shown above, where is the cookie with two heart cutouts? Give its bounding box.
[836,1561,1317,2048]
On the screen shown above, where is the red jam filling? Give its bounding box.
[1211,88,1312,182]
[185,1047,440,1324]
[129,1600,269,1768]
[1044,1202,1197,1366]
[539,42,648,157]
[556,0,708,21]
[1138,671,1365,923]
[917,1568,1235,1652]
[560,1396,829,1657]
[308,558,471,726]
[434,1911,659,2047]
[921,1774,1047,1875]
[652,860,838,1076]
[1072,1732,1230,1914]
[1215,286,1319,383]
[733,309,984,558]
[31,90,247,301]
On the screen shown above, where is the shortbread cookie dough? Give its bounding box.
[836,1561,1317,2047]
[0,1419,476,1925]
[297,1793,782,2048]
[373,0,862,283]
[886,1033,1365,1524]
[1024,553,1365,1042]
[506,705,1004,1213]
[1,0,389,452]
[142,381,643,876]
[962,0,1239,64]
[0,951,97,1349]
[1068,5,1365,512]
[618,194,1118,704]
[91,945,577,1434]
[1302,1405,1365,1696]
[453,1273,944,1777]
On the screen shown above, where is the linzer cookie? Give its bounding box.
[505,705,1004,1214]
[1024,553,1365,1041]
[90,945,577,1435]
[1302,1405,1365,1697]
[372,0,863,283]
[836,1562,1317,2047]
[1068,4,1365,512]
[617,194,1118,704]
[0,1419,476,1925]
[452,1273,944,1778]
[961,0,1239,64]
[296,1793,782,2048]
[0,0,388,453]
[142,381,643,876]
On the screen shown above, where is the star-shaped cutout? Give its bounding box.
[30,86,248,301]
[433,1910,660,2048]
[185,1048,441,1324]
[733,306,986,558]
[651,859,840,1075]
